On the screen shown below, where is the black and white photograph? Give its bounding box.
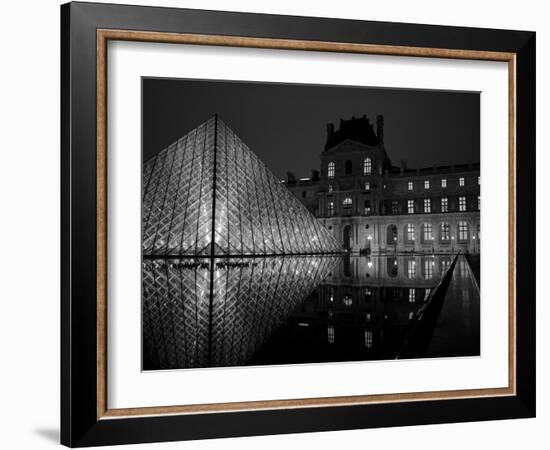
[141,78,481,371]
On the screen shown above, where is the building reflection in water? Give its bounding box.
[143,254,479,370]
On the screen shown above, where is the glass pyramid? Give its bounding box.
[142,115,342,256]
[143,255,339,369]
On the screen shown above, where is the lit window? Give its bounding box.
[478,176,480,185]
[458,221,469,241]
[407,223,415,241]
[328,161,335,179]
[440,222,450,241]
[327,201,334,216]
[424,180,430,189]
[424,199,431,213]
[459,177,465,187]
[328,184,333,193]
[327,325,335,344]
[407,200,415,214]
[407,260,416,279]
[424,288,431,300]
[364,200,371,215]
[441,197,448,212]
[343,295,353,306]
[478,195,480,210]
[409,289,415,303]
[391,201,399,214]
[364,181,370,191]
[363,157,372,175]
[364,329,373,348]
[343,197,353,215]
[423,223,433,241]
[459,196,467,211]
[423,259,434,279]
[441,178,447,188]
[408,181,413,191]
[364,289,372,302]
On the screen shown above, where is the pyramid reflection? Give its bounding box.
[143,256,339,369]
[142,115,342,256]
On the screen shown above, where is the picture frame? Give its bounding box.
[60,1,536,447]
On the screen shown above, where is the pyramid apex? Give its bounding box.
[143,116,342,256]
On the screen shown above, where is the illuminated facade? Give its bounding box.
[285,115,481,254]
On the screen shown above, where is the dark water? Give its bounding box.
[142,254,479,370]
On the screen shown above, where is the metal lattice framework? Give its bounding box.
[142,115,342,256]
[143,256,338,369]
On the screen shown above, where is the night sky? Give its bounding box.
[142,78,479,180]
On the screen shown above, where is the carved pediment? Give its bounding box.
[324,139,375,155]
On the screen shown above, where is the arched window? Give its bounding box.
[386,224,398,245]
[363,157,372,175]
[458,221,469,241]
[421,257,434,279]
[327,161,335,179]
[422,223,433,242]
[407,259,416,279]
[345,160,353,175]
[406,223,416,242]
[386,257,398,277]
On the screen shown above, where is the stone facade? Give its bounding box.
[285,115,480,254]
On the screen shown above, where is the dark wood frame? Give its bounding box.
[61,1,536,447]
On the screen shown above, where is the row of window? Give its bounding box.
[401,222,476,243]
[408,176,479,190]
[326,160,479,189]
[327,158,372,179]
[326,196,479,216]
[404,196,479,214]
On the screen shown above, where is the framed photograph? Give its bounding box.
[61,1,536,447]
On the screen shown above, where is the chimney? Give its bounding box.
[377,115,384,146]
[311,169,320,181]
[326,123,334,138]
[401,159,408,172]
[287,172,296,184]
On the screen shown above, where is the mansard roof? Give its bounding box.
[325,115,381,151]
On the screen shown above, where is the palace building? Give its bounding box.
[284,115,480,254]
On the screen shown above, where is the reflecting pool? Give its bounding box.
[143,254,480,370]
